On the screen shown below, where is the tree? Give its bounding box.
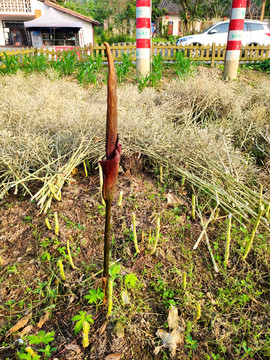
[202,0,231,19]
[57,0,166,24]
[172,0,231,20]
[171,0,206,33]
[172,0,232,33]
[266,0,270,16]
[55,0,110,23]
[152,0,167,21]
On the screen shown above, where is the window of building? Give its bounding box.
[2,20,27,46]
[41,29,79,47]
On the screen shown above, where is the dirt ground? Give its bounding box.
[0,161,269,360]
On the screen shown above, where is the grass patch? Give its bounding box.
[0,68,269,222]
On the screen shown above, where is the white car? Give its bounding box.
[176,20,270,47]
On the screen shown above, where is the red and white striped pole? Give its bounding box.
[224,0,247,80]
[136,0,151,79]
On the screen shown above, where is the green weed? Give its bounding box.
[174,50,196,79]
[84,287,104,312]
[124,273,139,289]
[116,52,133,84]
[22,54,48,74]
[76,57,98,85]
[185,333,198,358]
[150,54,163,87]
[1,53,20,74]
[56,51,77,76]
[17,331,56,360]
[242,58,270,73]
[137,73,150,91]
[71,311,94,335]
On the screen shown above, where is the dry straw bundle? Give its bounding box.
[0,69,269,225]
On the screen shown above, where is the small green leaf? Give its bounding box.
[85,315,94,324]
[84,288,104,304]
[17,354,33,360]
[74,320,83,335]
[124,273,138,289]
[71,311,93,335]
[28,330,55,345]
[109,263,121,278]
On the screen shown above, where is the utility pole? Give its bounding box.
[136,0,151,79]
[260,0,266,21]
[224,0,247,80]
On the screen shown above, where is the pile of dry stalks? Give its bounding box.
[0,69,269,226]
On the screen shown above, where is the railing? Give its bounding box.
[0,0,32,13]
[0,43,270,68]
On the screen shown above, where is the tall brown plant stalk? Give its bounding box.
[99,42,122,299]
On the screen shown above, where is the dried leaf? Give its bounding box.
[37,311,50,328]
[5,312,32,337]
[68,296,75,306]
[156,329,171,345]
[104,354,122,360]
[19,325,33,336]
[153,346,162,355]
[167,306,179,330]
[121,290,130,305]
[0,315,7,327]
[156,326,184,358]
[113,321,125,339]
[165,192,185,206]
[0,255,5,266]
[66,344,81,354]
[170,327,184,357]
[99,321,108,336]
[171,327,184,347]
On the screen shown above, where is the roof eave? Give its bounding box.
[43,1,100,26]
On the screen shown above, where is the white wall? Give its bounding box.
[162,15,180,36]
[31,0,48,13]
[172,15,180,36]
[161,14,203,36]
[80,22,93,45]
[0,21,4,45]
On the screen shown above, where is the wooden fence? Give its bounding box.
[1,43,270,68]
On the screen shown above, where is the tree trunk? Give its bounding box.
[260,0,266,21]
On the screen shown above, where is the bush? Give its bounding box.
[256,58,270,73]
[95,30,135,45]
[242,59,270,73]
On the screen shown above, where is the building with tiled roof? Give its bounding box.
[0,0,99,47]
[157,0,182,36]
[158,0,179,14]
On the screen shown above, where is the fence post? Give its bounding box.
[211,43,216,67]
[89,43,93,57]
